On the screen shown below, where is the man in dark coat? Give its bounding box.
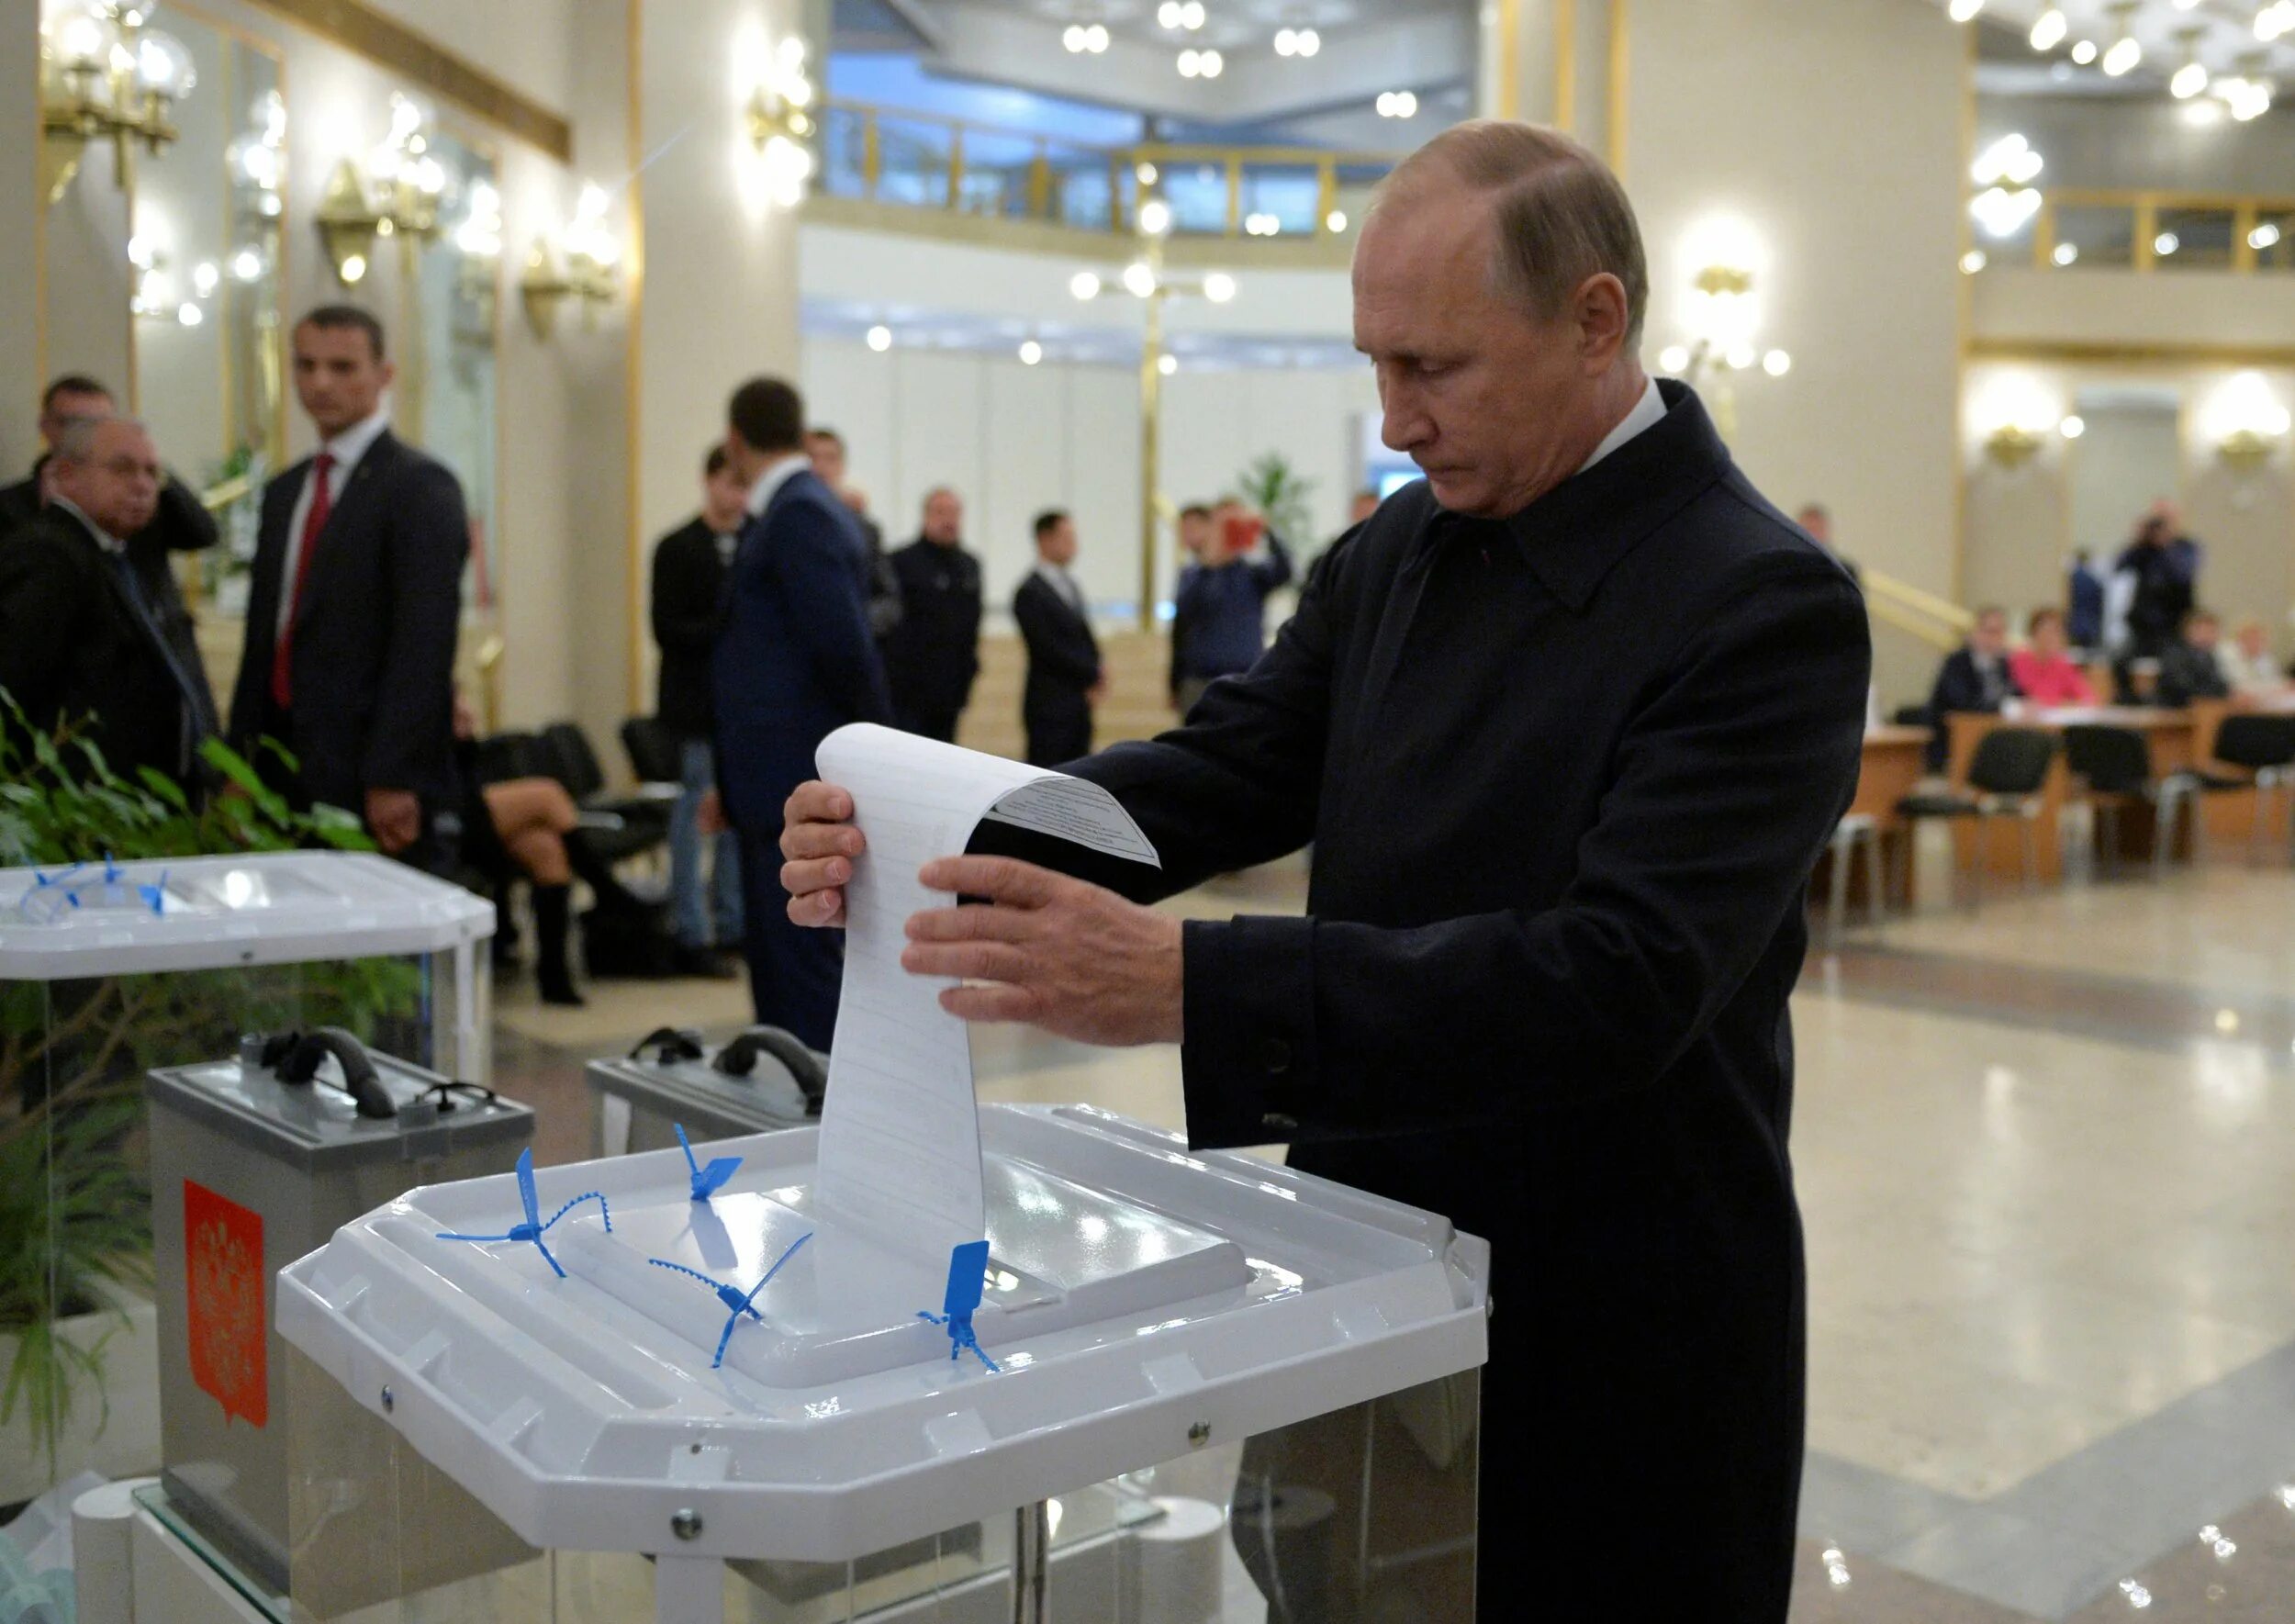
[228,307,467,871]
[1012,509,1103,767]
[651,443,749,973]
[882,487,982,742]
[0,419,215,788]
[2,374,220,738]
[1923,605,2021,769]
[711,376,892,1050]
[781,122,1869,1620]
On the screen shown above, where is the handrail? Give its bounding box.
[199,472,253,512]
[817,96,1405,239]
[1863,567,1970,653]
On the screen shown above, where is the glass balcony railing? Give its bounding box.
[816,99,1404,241]
[1973,188,2295,274]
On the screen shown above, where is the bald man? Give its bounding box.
[783,124,1867,1619]
[0,418,217,786]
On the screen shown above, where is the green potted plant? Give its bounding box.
[1234,452,1318,554]
[0,705,417,1496]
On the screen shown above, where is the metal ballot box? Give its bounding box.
[587,1027,825,1158]
[149,1043,533,1594]
[278,1106,1488,1622]
[0,853,492,1511]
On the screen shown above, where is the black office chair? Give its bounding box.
[536,721,671,868]
[2206,714,2295,861]
[1890,704,1933,729]
[2062,724,2200,874]
[621,715,686,790]
[1895,726,2058,906]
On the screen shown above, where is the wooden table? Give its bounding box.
[1946,707,2198,883]
[1825,726,1930,909]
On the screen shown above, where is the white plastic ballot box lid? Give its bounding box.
[0,852,493,980]
[276,1103,1491,1564]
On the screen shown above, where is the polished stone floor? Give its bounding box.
[493,855,2295,1620]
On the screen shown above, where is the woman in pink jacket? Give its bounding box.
[2009,606,2098,707]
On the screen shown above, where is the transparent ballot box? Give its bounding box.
[0,853,493,1506]
[280,1105,1489,1622]
[587,1028,827,1158]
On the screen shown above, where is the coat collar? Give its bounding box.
[1422,379,1734,614]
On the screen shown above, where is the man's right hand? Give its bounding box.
[779,780,865,927]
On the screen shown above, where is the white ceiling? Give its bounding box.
[1956,0,2295,94]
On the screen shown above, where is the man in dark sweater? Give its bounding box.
[2156,608,2232,708]
[1169,498,1293,714]
[650,444,748,974]
[883,487,982,743]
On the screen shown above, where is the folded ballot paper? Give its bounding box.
[810,723,1161,1316]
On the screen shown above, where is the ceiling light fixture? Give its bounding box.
[1138,196,1172,235]
[2030,7,2068,50]
[1063,22,1110,53]
[1948,0,1983,20]
[2171,28,2211,97]
[1203,271,1237,302]
[1960,249,1988,274]
[867,324,893,353]
[2251,221,2284,250]
[1375,90,1419,118]
[1019,339,1044,365]
[1158,1,1205,29]
[2262,2,2295,42]
[1274,27,1321,57]
[2070,38,2099,62]
[2060,415,2086,438]
[2155,230,2181,256]
[2102,3,2143,75]
[1177,47,1224,76]
[2053,241,2080,265]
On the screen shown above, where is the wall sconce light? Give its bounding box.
[39,0,198,203]
[1984,424,2047,467]
[1655,260,1790,434]
[519,183,621,339]
[125,209,216,327]
[314,94,449,286]
[746,35,818,209]
[2202,372,2292,469]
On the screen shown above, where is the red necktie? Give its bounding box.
[270,450,334,711]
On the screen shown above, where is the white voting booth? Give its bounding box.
[263,728,1486,1621]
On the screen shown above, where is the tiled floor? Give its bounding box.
[491,856,2295,1620]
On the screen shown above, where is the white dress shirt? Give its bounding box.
[1033,558,1086,616]
[1578,375,1668,475]
[276,409,391,637]
[744,452,813,521]
[48,495,123,555]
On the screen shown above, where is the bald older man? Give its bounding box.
[0,418,217,787]
[781,124,1868,1618]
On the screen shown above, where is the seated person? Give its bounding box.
[2217,618,2289,700]
[2155,609,2233,709]
[2007,607,2097,708]
[453,693,641,1008]
[1924,605,2021,769]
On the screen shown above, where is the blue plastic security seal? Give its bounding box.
[650,1231,812,1368]
[673,1122,742,1203]
[917,1238,999,1372]
[436,1147,612,1279]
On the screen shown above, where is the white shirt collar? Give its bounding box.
[1577,375,1667,475]
[48,495,122,554]
[318,408,389,473]
[744,453,813,519]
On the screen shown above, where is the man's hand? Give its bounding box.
[902,857,1182,1046]
[365,788,421,854]
[780,780,864,927]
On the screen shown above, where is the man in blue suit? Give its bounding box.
[709,376,891,1047]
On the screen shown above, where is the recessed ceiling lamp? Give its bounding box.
[2030,6,2068,49]
[2170,28,2211,97]
[1274,27,1321,57]
[2262,3,2295,43]
[2102,3,2143,75]
[1019,340,1044,365]
[1948,0,1982,20]
[2070,38,2099,62]
[1375,90,1419,118]
[1177,47,1225,77]
[1062,23,1110,53]
[866,324,892,352]
[1158,1,1206,28]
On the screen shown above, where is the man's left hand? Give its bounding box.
[902,857,1182,1046]
[365,788,422,854]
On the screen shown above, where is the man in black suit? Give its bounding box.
[651,443,748,975]
[227,307,467,869]
[883,487,982,742]
[1923,604,2020,769]
[708,377,891,1048]
[785,122,1869,1621]
[0,418,215,788]
[1012,509,1103,767]
[2,374,221,736]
